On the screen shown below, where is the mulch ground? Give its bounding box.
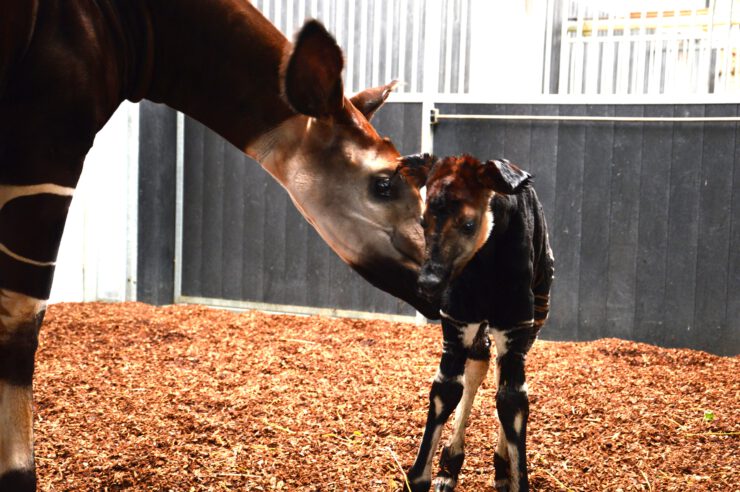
[34,302,738,491]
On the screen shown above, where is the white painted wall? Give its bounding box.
[468,0,548,96]
[49,102,139,303]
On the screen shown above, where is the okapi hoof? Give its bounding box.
[0,469,37,492]
[433,476,457,491]
[405,477,431,492]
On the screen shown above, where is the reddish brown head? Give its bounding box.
[247,20,435,316]
[397,154,532,301]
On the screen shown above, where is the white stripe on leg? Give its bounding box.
[446,358,489,455]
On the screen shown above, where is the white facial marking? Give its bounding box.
[0,384,34,475]
[0,183,75,210]
[0,290,46,339]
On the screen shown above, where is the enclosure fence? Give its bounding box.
[557,0,740,95]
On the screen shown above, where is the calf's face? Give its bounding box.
[397,154,532,302]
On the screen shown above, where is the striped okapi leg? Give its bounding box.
[407,319,468,492]
[433,325,491,492]
[0,183,74,490]
[491,323,538,492]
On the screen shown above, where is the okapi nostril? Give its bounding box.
[418,273,442,292]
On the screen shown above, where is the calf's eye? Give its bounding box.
[461,220,476,235]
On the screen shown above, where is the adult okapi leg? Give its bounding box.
[407,320,467,492]
[434,327,491,491]
[0,182,74,490]
[491,324,537,492]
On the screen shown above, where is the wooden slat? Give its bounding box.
[240,156,268,303]
[578,105,614,340]
[548,105,586,340]
[137,102,177,305]
[200,129,226,299]
[693,104,737,352]
[220,144,246,299]
[727,109,740,355]
[605,105,644,340]
[181,117,205,297]
[663,105,704,348]
[634,105,673,345]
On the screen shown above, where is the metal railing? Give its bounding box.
[252,0,472,95]
[558,0,740,95]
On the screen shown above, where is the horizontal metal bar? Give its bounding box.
[435,113,740,123]
[176,295,419,324]
[386,92,740,105]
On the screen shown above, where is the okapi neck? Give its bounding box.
[141,0,296,151]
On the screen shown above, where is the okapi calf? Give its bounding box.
[397,154,554,492]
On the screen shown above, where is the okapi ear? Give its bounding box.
[350,80,398,120]
[396,153,435,188]
[478,159,532,194]
[283,20,344,118]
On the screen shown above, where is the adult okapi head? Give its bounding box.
[397,154,532,302]
[246,20,434,316]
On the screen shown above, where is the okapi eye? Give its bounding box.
[374,177,392,198]
[461,220,476,235]
[420,216,428,228]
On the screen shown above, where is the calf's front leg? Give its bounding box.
[434,327,491,492]
[406,321,467,492]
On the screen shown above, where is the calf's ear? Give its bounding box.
[350,80,398,120]
[396,153,435,189]
[478,159,532,194]
[282,20,344,118]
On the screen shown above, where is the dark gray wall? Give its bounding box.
[138,101,739,355]
[434,103,740,356]
[137,102,177,305]
[178,102,423,316]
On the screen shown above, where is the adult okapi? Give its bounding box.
[0,1,438,489]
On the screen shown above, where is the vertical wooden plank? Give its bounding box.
[693,104,737,353]
[605,105,643,340]
[200,130,225,298]
[137,102,177,305]
[261,179,289,303]
[240,157,267,303]
[304,212,332,308]
[664,105,703,347]
[578,105,614,340]
[282,203,309,306]
[181,116,204,298]
[220,144,246,300]
[727,107,740,356]
[634,105,673,344]
[503,104,533,166]
[528,105,559,231]
[549,105,585,341]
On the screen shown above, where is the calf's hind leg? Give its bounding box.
[491,325,536,492]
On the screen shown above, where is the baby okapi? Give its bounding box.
[397,154,554,492]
